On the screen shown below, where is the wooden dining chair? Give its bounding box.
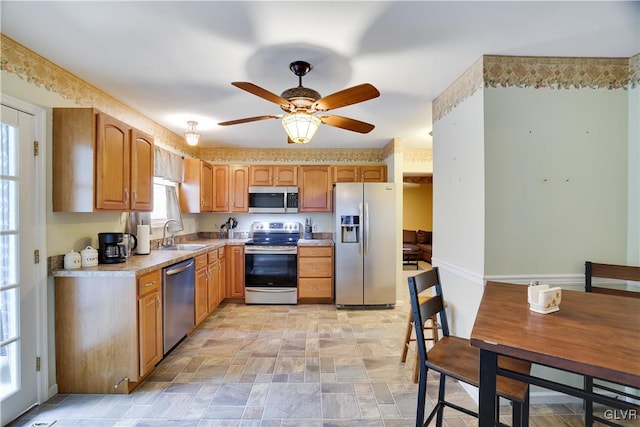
[401,295,441,383]
[584,261,640,427]
[408,268,531,427]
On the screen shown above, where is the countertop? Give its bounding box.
[52,238,333,278]
[297,239,334,246]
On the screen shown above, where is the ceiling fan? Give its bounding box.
[218,60,380,144]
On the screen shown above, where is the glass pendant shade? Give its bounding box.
[184,121,200,146]
[281,112,321,144]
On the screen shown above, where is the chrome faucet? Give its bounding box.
[162,219,180,247]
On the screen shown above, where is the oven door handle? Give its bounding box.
[245,288,296,293]
[245,249,297,254]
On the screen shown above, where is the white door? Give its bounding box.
[0,104,39,424]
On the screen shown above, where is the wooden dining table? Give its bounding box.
[470,281,640,426]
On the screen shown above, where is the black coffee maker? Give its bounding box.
[98,232,130,264]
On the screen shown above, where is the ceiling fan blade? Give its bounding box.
[318,115,375,134]
[218,115,281,126]
[232,82,292,108]
[313,83,380,111]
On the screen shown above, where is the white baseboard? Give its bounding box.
[48,383,58,400]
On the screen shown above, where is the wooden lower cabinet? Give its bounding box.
[218,247,226,301]
[194,254,209,326]
[207,251,219,312]
[55,269,162,394]
[298,246,334,303]
[226,245,245,300]
[138,270,162,378]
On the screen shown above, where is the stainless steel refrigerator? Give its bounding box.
[334,182,397,307]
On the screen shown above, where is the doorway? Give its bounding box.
[402,176,433,231]
[0,99,47,425]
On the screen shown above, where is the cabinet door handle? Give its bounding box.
[124,188,129,204]
[132,190,137,204]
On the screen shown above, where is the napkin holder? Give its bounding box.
[528,284,562,314]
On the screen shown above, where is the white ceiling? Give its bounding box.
[2,1,638,150]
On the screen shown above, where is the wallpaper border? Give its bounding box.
[433,54,637,122]
[1,34,390,163]
[1,34,194,156]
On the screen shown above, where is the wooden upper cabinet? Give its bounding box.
[212,165,229,212]
[360,165,387,182]
[229,165,249,212]
[274,166,297,186]
[249,165,297,186]
[249,165,272,186]
[95,113,130,211]
[53,108,154,212]
[180,159,213,213]
[299,165,332,212]
[333,166,359,183]
[333,165,387,183]
[130,129,154,211]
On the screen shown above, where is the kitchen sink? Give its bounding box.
[159,243,209,251]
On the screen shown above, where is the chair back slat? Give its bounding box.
[590,262,640,282]
[585,261,640,296]
[419,295,444,324]
[408,267,450,362]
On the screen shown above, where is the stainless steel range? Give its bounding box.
[244,221,300,304]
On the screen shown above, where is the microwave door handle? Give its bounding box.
[284,190,289,213]
[358,202,363,256]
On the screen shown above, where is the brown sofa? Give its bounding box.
[403,229,432,263]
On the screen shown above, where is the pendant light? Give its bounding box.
[184,121,200,146]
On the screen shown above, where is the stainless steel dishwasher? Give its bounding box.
[162,258,195,355]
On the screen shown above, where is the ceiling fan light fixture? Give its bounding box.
[282,112,321,144]
[184,120,200,146]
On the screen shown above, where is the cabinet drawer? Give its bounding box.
[299,278,333,298]
[299,257,333,277]
[298,246,333,258]
[138,269,161,297]
[195,254,208,270]
[208,250,218,264]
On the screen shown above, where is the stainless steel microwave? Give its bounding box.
[248,186,299,213]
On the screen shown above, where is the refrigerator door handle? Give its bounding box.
[364,201,370,256]
[359,202,364,256]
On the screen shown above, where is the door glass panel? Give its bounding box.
[0,122,20,399]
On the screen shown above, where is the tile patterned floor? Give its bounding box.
[9,265,632,426]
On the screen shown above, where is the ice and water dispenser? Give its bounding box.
[340,215,360,243]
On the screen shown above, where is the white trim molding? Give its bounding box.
[431,257,484,286]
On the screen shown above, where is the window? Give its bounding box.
[151,177,183,231]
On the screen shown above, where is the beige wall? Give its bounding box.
[432,54,638,403]
[402,183,433,231]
